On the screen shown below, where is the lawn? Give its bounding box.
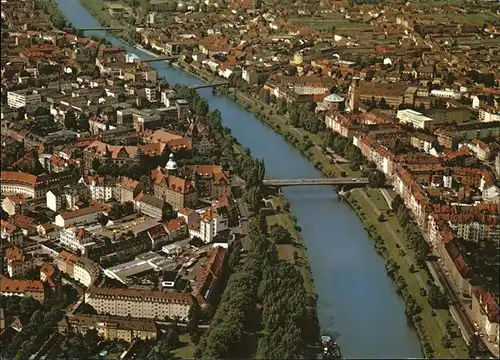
[348,188,469,358]
[79,0,128,28]
[172,335,195,359]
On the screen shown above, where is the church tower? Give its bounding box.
[165,153,178,175]
[348,77,360,112]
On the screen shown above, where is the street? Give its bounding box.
[232,198,251,248]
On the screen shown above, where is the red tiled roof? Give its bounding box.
[0,276,44,294]
[165,217,186,232]
[1,171,37,188]
[59,204,108,220]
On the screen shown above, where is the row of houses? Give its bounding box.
[325,109,499,345]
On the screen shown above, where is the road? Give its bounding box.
[427,260,475,341]
[156,320,209,329]
[233,198,251,248]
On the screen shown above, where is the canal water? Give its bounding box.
[56,1,423,357]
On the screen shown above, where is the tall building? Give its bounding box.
[347,77,360,112]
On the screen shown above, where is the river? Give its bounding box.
[56,1,423,357]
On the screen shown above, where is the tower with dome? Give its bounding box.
[165,153,178,174]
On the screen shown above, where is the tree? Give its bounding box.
[187,303,201,337]
[91,158,101,172]
[20,297,40,316]
[96,213,109,227]
[148,341,172,360]
[140,0,150,13]
[269,224,292,245]
[243,186,263,213]
[228,241,242,271]
[441,334,452,348]
[84,328,100,349]
[166,327,180,348]
[64,111,78,130]
[122,201,135,216]
[109,204,122,220]
[391,195,403,211]
[404,295,421,316]
[29,310,44,326]
[65,333,90,359]
[368,170,386,188]
[428,285,448,309]
[77,113,90,132]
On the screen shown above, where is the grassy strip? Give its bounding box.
[347,188,469,358]
[79,0,128,29]
[265,196,316,297]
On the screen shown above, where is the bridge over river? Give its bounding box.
[262,178,368,187]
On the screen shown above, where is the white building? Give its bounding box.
[47,187,80,212]
[82,177,118,201]
[449,219,500,244]
[7,90,41,109]
[482,184,500,203]
[160,89,177,107]
[73,257,99,287]
[459,140,494,161]
[471,288,499,345]
[430,89,463,100]
[495,153,500,176]
[188,207,228,243]
[59,226,94,254]
[396,109,434,130]
[84,287,193,321]
[478,108,500,123]
[46,189,63,212]
[54,205,106,227]
[145,87,157,102]
[0,277,45,303]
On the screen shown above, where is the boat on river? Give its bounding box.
[321,335,342,360]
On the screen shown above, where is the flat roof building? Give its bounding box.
[397,109,434,130]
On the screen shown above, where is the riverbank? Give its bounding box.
[348,189,469,358]
[169,57,468,358]
[232,87,469,358]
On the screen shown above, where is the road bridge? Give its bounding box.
[262,178,368,187]
[72,27,129,31]
[188,81,230,90]
[143,56,180,62]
